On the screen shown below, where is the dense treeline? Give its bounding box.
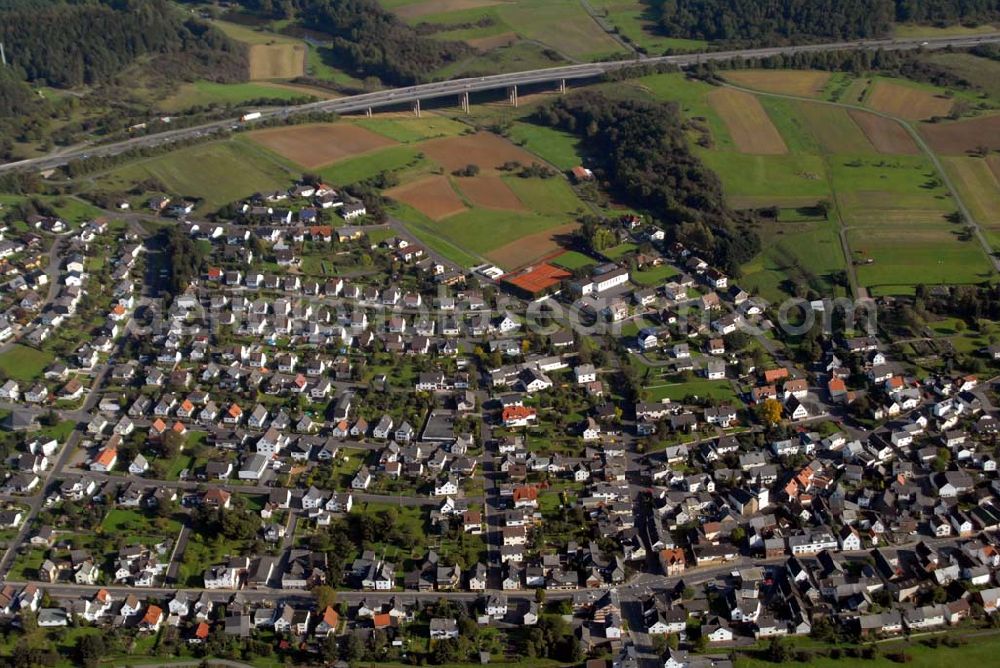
[164,226,207,299]
[234,0,471,85]
[0,69,49,158]
[0,0,247,87]
[693,47,997,103]
[535,92,759,274]
[895,0,1000,23]
[653,0,1000,43]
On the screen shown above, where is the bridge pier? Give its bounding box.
[366,107,372,118]
[460,91,470,114]
[508,85,518,107]
[413,99,421,118]
[558,79,566,94]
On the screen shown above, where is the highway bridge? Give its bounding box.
[2,32,998,175]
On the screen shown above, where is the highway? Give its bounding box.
[1,33,998,175]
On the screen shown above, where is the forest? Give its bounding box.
[534,92,760,275]
[232,0,471,85]
[0,0,247,88]
[653,0,1000,43]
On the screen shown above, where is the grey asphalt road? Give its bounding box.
[1,33,997,176]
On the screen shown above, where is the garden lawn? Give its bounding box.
[0,345,54,381]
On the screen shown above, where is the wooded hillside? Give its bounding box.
[534,91,760,275]
[653,0,1000,43]
[0,0,247,87]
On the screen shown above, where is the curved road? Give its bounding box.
[1,33,998,175]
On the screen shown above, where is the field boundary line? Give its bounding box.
[722,81,1000,276]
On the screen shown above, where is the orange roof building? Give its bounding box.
[763,368,789,383]
[92,446,117,470]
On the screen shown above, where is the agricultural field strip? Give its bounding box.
[722,82,1000,275]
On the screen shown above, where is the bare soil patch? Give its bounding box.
[848,110,919,155]
[387,175,468,220]
[486,222,579,270]
[867,81,953,120]
[921,115,1000,154]
[249,124,397,168]
[248,43,306,80]
[420,132,544,173]
[455,175,526,210]
[724,70,830,97]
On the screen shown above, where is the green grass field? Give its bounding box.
[848,227,993,294]
[633,263,680,286]
[551,250,596,270]
[742,221,846,302]
[211,19,301,46]
[389,201,484,268]
[926,52,1000,102]
[159,81,323,112]
[432,208,571,256]
[588,0,708,54]
[319,145,430,185]
[700,152,830,205]
[94,139,295,212]
[507,122,584,171]
[633,73,734,149]
[395,0,626,62]
[101,508,182,545]
[503,175,585,216]
[355,116,468,143]
[737,632,1000,668]
[0,345,54,381]
[0,194,102,226]
[644,377,738,403]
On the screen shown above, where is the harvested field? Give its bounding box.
[455,175,526,211]
[847,209,951,227]
[503,262,572,295]
[249,124,396,169]
[798,103,875,154]
[921,115,1000,154]
[248,43,306,79]
[387,176,467,220]
[467,32,518,51]
[867,80,953,120]
[848,110,919,155]
[487,222,579,270]
[420,132,543,173]
[394,0,503,19]
[943,157,1000,225]
[707,89,787,155]
[724,70,830,97]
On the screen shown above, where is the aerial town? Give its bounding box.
[2,1,1000,667]
[0,174,996,668]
